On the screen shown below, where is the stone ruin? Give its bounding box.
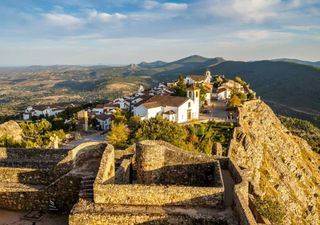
[0,142,105,212]
[0,139,265,225]
[70,140,234,225]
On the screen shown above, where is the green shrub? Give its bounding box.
[254,196,285,224]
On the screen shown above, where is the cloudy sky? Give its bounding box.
[0,0,319,66]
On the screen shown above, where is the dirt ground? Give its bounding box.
[0,209,68,225]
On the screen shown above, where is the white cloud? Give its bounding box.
[162,2,188,11]
[43,13,84,27]
[88,10,127,22]
[143,0,160,10]
[234,30,293,41]
[199,0,281,23]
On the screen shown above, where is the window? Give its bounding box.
[188,102,191,108]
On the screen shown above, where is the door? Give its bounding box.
[187,109,192,120]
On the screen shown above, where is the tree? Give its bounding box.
[234,76,247,86]
[228,95,242,109]
[174,75,187,97]
[52,117,65,130]
[247,92,256,100]
[135,116,188,147]
[107,123,130,148]
[128,116,141,130]
[113,109,128,125]
[236,92,247,101]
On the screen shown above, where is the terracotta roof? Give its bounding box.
[96,114,112,121]
[142,95,189,109]
[33,105,48,111]
[163,110,176,115]
[104,102,120,108]
[133,96,153,107]
[217,87,227,93]
[188,75,207,82]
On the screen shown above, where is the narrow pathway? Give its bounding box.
[221,169,235,207]
[66,133,106,148]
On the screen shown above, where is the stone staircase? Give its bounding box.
[78,175,95,201]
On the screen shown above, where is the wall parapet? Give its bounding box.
[94,184,224,208]
[94,144,115,186]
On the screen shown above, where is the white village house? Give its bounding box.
[23,105,66,120]
[216,80,247,101]
[133,86,200,123]
[216,87,231,101]
[185,70,212,105]
[96,114,112,131]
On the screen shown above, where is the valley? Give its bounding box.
[1,55,319,126]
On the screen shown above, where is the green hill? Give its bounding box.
[207,60,320,125]
[1,55,319,126]
[273,58,320,68]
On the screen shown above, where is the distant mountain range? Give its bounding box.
[131,55,320,125]
[272,58,320,68]
[0,55,319,125]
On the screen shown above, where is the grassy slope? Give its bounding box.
[207,61,320,125]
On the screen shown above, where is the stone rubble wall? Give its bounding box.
[115,158,132,184]
[220,158,258,225]
[93,141,224,208]
[69,200,230,225]
[94,184,224,207]
[228,99,320,225]
[94,144,115,186]
[136,140,220,187]
[0,147,69,161]
[0,142,104,211]
[0,175,81,211]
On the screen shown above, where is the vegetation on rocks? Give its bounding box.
[111,115,234,155]
[279,116,320,153]
[253,196,285,225]
[0,119,66,148]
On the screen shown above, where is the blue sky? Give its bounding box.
[0,0,319,66]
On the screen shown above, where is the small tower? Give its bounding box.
[205,69,212,82]
[187,85,200,119]
[138,84,144,93]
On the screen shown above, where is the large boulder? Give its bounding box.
[0,120,23,142]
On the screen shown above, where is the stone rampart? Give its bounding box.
[115,159,132,184]
[136,140,220,187]
[94,184,224,207]
[94,144,115,185]
[220,158,258,225]
[93,141,224,209]
[0,147,69,161]
[0,142,103,212]
[0,174,81,211]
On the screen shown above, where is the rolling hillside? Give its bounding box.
[0,55,319,125]
[206,60,320,125]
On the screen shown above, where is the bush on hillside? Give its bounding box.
[107,123,130,148]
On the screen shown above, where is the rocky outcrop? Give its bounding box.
[229,100,320,225]
[0,120,23,142]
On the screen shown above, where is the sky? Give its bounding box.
[0,0,319,66]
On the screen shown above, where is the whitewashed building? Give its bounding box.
[133,86,200,123]
[96,114,112,131]
[216,87,231,101]
[185,71,212,105]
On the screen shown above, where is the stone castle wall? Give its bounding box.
[136,140,221,187]
[94,184,224,207]
[220,158,258,225]
[0,142,105,211]
[93,141,224,207]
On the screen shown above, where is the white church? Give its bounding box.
[133,86,200,123]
